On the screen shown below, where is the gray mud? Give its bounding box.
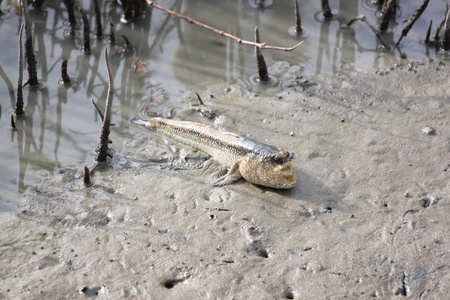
[1,60,449,299]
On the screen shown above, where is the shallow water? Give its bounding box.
[0,0,448,213]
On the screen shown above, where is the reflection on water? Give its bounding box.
[0,0,446,212]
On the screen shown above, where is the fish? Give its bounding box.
[132,117,296,189]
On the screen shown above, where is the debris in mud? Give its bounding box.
[421,126,435,135]
[134,59,148,77]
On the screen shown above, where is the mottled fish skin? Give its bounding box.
[133,117,297,189]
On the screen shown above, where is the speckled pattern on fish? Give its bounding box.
[133,117,297,189]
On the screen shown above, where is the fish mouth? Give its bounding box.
[277,176,297,189]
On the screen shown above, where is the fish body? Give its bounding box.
[133,118,296,189]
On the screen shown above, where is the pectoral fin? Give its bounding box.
[212,161,242,187]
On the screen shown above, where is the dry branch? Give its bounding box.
[145,0,303,51]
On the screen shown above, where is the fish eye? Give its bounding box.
[271,154,283,165]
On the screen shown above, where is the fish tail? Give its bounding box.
[131,118,157,130]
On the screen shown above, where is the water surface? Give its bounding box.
[0,0,447,213]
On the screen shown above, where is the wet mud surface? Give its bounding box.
[1,60,449,298]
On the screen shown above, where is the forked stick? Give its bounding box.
[145,0,303,52]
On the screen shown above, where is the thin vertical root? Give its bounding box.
[80,7,91,53]
[254,27,269,82]
[109,22,116,44]
[379,0,395,31]
[61,58,71,84]
[322,0,333,19]
[294,0,302,34]
[63,0,77,36]
[94,0,103,39]
[11,114,16,129]
[15,23,24,116]
[84,166,91,186]
[425,19,432,44]
[95,48,115,163]
[396,0,430,46]
[443,4,450,50]
[21,0,38,87]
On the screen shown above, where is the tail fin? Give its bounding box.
[131,118,148,127]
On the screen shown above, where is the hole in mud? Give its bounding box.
[80,286,101,296]
[419,198,430,208]
[258,249,269,258]
[285,290,295,299]
[163,280,176,289]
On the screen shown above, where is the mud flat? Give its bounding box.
[1,60,449,299]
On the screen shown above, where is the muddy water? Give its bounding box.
[0,0,447,211]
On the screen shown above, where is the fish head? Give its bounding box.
[239,151,297,189]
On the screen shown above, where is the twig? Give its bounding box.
[145,0,303,51]
[95,48,114,163]
[92,98,116,126]
[15,23,24,116]
[255,27,269,82]
[347,15,388,49]
[91,98,104,122]
[396,0,430,46]
[195,92,204,105]
[121,34,131,46]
